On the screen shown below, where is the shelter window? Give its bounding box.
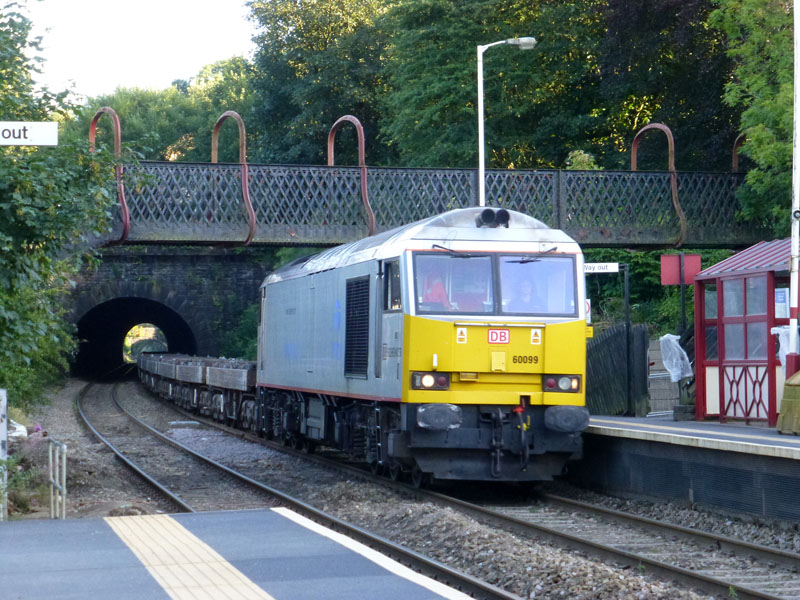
[704,284,717,319]
[721,275,769,362]
[705,326,718,360]
[723,279,744,317]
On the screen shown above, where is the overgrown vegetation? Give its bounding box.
[0,3,118,409]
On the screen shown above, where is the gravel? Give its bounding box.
[13,378,780,598]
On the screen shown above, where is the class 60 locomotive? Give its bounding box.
[139,207,593,486]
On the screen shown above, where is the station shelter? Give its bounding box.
[694,239,794,427]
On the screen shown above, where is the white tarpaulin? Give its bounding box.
[660,334,693,383]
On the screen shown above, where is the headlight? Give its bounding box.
[412,372,450,390]
[543,375,581,393]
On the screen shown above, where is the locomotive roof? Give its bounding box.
[265,207,578,284]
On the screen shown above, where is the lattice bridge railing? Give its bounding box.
[117,161,766,247]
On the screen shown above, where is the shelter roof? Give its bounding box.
[695,239,790,281]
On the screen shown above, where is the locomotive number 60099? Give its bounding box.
[512,355,538,364]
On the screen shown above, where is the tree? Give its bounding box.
[710,0,792,234]
[248,0,394,165]
[378,0,605,168]
[64,58,257,164]
[598,0,737,171]
[0,3,117,408]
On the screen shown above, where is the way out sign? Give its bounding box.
[584,262,619,274]
[0,121,58,146]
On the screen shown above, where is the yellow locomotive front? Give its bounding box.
[391,211,591,482]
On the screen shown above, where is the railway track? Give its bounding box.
[135,393,800,600]
[436,491,800,600]
[78,382,519,600]
[77,382,277,512]
[123,381,800,599]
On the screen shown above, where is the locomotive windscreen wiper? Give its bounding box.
[507,246,558,263]
[431,244,489,258]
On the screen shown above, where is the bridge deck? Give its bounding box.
[109,162,766,248]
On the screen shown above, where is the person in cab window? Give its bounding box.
[421,272,452,310]
[507,279,545,313]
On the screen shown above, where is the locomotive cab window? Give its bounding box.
[383,260,402,311]
[500,255,577,316]
[413,251,577,316]
[414,253,493,314]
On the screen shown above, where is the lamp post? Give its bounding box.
[789,0,800,377]
[477,36,537,207]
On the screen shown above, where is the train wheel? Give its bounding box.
[388,462,403,482]
[302,440,316,454]
[410,465,428,489]
[369,460,381,475]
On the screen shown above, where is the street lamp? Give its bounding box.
[477,36,537,207]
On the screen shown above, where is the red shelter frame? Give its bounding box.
[694,240,792,427]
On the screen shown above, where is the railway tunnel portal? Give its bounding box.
[69,246,275,378]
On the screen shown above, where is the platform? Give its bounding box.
[566,415,800,521]
[0,507,471,600]
[589,415,800,460]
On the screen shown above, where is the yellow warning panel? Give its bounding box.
[105,514,274,600]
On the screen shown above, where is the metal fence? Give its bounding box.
[587,323,650,416]
[49,440,67,520]
[117,162,767,247]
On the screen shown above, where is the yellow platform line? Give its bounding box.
[105,514,274,600]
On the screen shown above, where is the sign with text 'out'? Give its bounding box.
[584,262,619,274]
[0,121,58,146]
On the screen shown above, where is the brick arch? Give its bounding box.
[67,246,273,377]
[72,297,198,378]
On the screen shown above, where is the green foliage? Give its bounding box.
[598,0,737,170]
[710,0,792,235]
[565,150,600,170]
[218,302,260,360]
[0,2,117,408]
[379,0,605,168]
[62,58,257,164]
[1,453,46,515]
[584,248,733,334]
[248,0,394,165]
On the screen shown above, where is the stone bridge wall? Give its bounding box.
[69,246,277,372]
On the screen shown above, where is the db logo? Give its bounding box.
[488,329,510,344]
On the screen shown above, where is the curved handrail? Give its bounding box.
[327,115,376,236]
[631,123,686,247]
[89,106,129,243]
[732,133,746,173]
[211,111,256,245]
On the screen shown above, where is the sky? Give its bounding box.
[24,0,258,100]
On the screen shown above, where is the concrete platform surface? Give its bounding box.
[0,507,472,600]
[590,415,800,460]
